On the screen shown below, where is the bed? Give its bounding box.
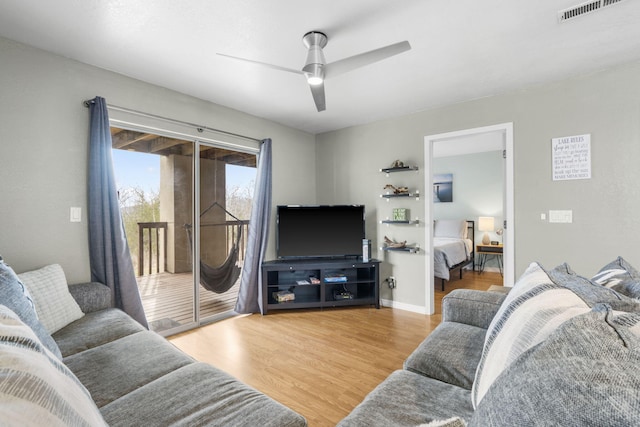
[433,219,475,290]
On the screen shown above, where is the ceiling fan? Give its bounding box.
[217,31,411,112]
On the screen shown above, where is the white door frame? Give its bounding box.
[424,123,514,315]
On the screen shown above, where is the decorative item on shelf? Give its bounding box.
[392,208,407,221]
[383,184,409,194]
[384,236,406,248]
[273,290,295,302]
[379,160,418,174]
[478,216,495,245]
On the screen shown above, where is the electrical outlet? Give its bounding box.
[386,276,396,289]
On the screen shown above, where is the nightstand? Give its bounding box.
[476,244,503,276]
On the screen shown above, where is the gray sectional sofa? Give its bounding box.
[0,259,306,426]
[339,258,640,426]
[60,282,307,426]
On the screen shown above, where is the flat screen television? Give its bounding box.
[276,205,365,259]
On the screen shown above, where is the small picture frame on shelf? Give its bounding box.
[392,208,407,221]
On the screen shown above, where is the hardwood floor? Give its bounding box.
[168,270,503,426]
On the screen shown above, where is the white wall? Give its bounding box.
[0,36,316,283]
[317,60,640,309]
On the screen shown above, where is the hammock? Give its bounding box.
[185,202,243,294]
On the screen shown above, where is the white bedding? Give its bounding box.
[433,237,473,280]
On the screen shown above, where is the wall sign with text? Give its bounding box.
[551,134,591,181]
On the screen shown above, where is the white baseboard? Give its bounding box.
[380,298,427,314]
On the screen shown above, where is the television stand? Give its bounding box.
[261,258,380,314]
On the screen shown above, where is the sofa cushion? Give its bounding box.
[472,262,640,408]
[592,256,640,299]
[100,362,307,427]
[0,305,107,426]
[442,289,507,329]
[67,282,112,313]
[0,259,61,358]
[63,330,194,407]
[405,322,486,390]
[18,264,84,333]
[52,308,146,357]
[469,305,640,426]
[337,370,474,427]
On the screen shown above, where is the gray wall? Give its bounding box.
[3,34,640,310]
[0,36,316,283]
[317,60,640,307]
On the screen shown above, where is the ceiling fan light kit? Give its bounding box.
[217,30,411,112]
[303,31,328,85]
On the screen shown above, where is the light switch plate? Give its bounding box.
[70,207,82,222]
[549,210,572,223]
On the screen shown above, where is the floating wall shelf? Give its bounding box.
[381,246,420,254]
[380,219,420,225]
[380,166,419,176]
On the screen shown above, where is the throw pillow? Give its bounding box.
[0,304,107,426]
[471,262,591,408]
[469,305,640,426]
[592,256,640,299]
[472,261,640,409]
[18,264,84,334]
[0,259,61,359]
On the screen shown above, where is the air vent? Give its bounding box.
[558,0,626,22]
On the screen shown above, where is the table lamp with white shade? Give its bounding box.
[478,216,494,245]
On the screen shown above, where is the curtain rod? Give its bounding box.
[83,99,262,143]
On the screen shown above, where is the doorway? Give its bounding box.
[424,123,514,315]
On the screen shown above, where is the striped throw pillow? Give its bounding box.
[472,261,640,408]
[592,256,640,299]
[471,262,591,408]
[0,304,107,426]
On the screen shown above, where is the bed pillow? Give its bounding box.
[592,256,640,299]
[0,259,61,359]
[18,264,84,334]
[0,304,107,426]
[434,219,467,239]
[470,305,640,426]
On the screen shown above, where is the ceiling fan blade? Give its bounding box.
[324,40,411,79]
[217,53,304,76]
[309,82,326,112]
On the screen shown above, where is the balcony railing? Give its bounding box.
[137,220,248,277]
[138,222,168,276]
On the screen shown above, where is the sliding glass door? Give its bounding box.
[111,128,255,335]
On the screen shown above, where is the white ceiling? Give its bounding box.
[1,0,640,135]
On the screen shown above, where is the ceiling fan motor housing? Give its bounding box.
[302,31,327,82]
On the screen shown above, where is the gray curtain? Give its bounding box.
[235,138,272,314]
[88,96,149,328]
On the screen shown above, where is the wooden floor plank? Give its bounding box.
[169,270,503,426]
